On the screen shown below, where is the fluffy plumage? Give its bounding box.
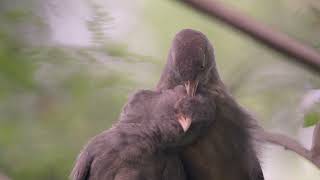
[70,85,214,180]
[157,29,264,180]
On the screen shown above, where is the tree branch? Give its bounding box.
[311,123,320,166]
[178,0,320,74]
[254,126,320,168]
[178,0,320,169]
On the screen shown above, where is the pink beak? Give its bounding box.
[184,80,199,97]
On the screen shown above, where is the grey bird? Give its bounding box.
[156,29,264,180]
[70,85,214,180]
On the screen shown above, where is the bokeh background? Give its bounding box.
[0,0,320,179]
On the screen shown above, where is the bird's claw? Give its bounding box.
[177,115,191,132]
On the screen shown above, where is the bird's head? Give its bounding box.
[168,29,217,96]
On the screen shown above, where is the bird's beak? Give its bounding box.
[177,115,191,132]
[184,80,199,97]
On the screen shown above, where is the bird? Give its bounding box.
[70,85,215,180]
[156,29,264,180]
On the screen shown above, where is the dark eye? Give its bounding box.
[200,54,206,70]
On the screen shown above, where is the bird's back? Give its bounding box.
[71,123,187,180]
[71,89,187,180]
[71,127,129,180]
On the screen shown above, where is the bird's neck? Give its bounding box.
[156,58,179,91]
[156,60,223,93]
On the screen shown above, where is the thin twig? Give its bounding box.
[311,123,320,166]
[254,126,320,168]
[178,0,320,74]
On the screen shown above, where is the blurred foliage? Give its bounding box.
[87,0,113,46]
[301,90,320,127]
[0,31,35,93]
[0,0,319,179]
[0,1,149,179]
[304,112,319,127]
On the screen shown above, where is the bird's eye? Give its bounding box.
[200,61,205,70]
[200,54,206,70]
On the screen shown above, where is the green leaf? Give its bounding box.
[4,10,32,22]
[304,112,320,127]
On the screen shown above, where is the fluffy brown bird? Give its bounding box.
[156,29,264,180]
[70,85,214,180]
